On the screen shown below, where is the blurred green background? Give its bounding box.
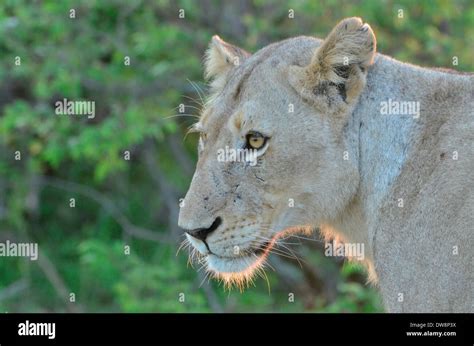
[0,0,472,312]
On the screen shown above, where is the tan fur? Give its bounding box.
[204,35,251,92]
[179,17,474,311]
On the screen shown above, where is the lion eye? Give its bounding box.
[245,132,267,150]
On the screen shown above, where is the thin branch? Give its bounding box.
[0,279,28,302]
[38,176,171,244]
[36,251,83,312]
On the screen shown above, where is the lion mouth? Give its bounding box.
[185,227,311,289]
[185,231,279,288]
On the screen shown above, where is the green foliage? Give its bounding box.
[0,0,472,313]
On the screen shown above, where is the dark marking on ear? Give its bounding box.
[334,65,351,79]
[332,65,350,102]
[313,81,330,96]
[335,83,347,102]
[312,81,347,103]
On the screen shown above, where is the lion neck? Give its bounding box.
[323,53,472,266]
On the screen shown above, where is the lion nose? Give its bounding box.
[184,217,222,242]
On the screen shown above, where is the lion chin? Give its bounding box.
[204,250,271,291]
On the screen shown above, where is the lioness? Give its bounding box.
[178,17,474,312]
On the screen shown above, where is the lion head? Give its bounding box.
[178,17,376,288]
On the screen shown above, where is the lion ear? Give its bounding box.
[289,17,376,106]
[204,35,250,81]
